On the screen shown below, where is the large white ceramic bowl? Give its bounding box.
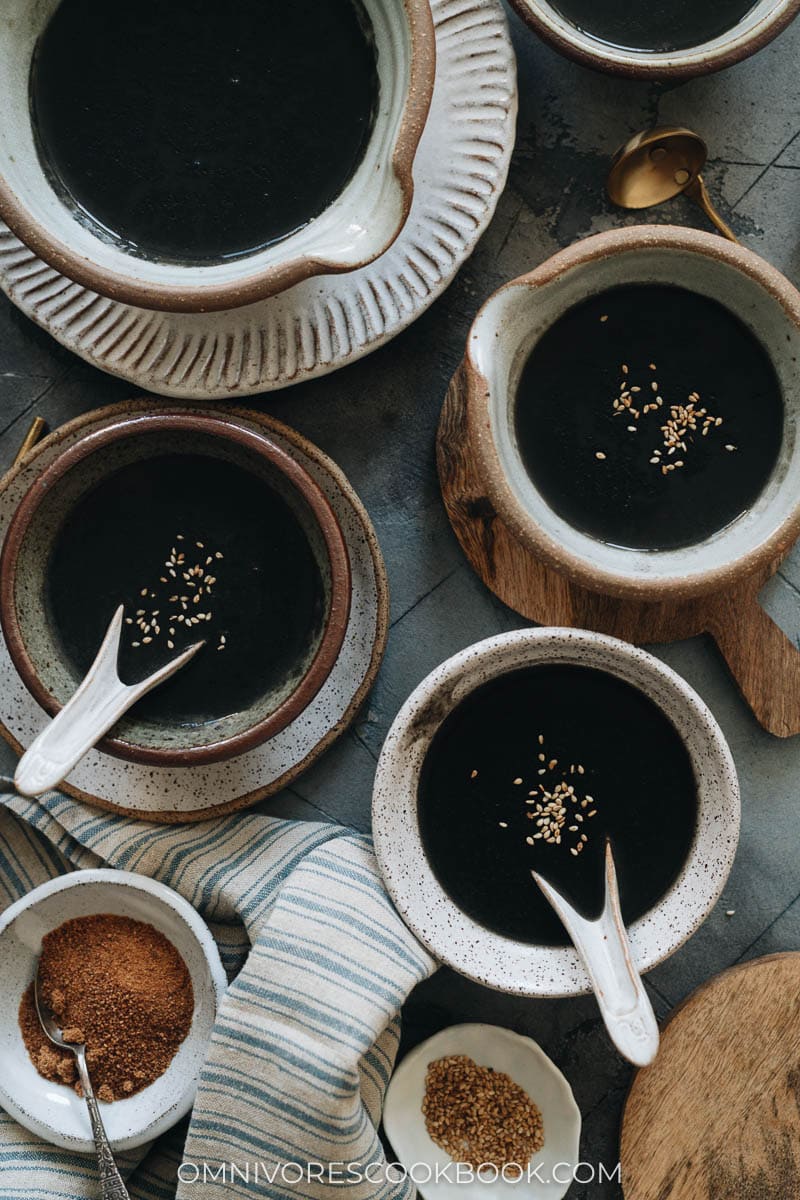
[372,627,740,998]
[0,0,435,312]
[0,869,227,1151]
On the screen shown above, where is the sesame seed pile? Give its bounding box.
[125,533,227,653]
[422,1055,544,1170]
[475,733,598,858]
[594,351,735,475]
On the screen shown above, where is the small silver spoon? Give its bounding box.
[34,969,131,1200]
[15,605,204,797]
[532,840,659,1067]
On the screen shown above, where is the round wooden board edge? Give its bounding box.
[619,950,800,1197]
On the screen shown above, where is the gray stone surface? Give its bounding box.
[2,6,800,1194]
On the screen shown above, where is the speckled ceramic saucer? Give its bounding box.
[0,400,388,821]
[0,0,516,398]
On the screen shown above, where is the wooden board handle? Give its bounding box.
[706,586,800,737]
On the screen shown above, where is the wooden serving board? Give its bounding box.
[437,363,800,737]
[621,954,800,1199]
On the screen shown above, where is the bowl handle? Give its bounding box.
[706,581,800,738]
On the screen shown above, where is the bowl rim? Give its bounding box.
[506,0,800,78]
[371,627,741,998]
[462,224,800,603]
[0,411,352,766]
[0,867,227,1152]
[0,0,436,313]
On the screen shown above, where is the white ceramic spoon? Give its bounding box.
[532,840,659,1067]
[15,606,204,797]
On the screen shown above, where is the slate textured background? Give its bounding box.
[1,6,800,1195]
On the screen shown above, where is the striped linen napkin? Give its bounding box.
[0,781,436,1199]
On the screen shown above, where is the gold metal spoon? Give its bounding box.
[607,126,739,243]
[12,415,47,466]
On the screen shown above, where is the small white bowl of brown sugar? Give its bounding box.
[383,1024,581,1200]
[0,869,227,1151]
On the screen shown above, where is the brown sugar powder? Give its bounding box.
[19,913,194,1102]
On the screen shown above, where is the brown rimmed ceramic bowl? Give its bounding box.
[0,0,435,313]
[0,413,351,766]
[507,0,800,78]
[462,225,800,603]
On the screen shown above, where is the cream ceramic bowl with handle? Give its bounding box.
[0,0,435,312]
[372,627,740,998]
[462,226,800,603]
[0,868,227,1152]
[508,0,800,77]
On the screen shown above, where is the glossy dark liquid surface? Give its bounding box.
[30,0,379,262]
[514,284,783,551]
[418,665,698,946]
[549,0,759,52]
[46,454,325,726]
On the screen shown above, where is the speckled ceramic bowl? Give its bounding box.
[0,868,227,1152]
[0,0,435,312]
[0,412,352,766]
[463,226,800,603]
[508,0,800,77]
[372,628,740,998]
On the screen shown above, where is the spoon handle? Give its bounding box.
[533,842,659,1066]
[684,174,739,244]
[73,1048,131,1200]
[14,606,203,796]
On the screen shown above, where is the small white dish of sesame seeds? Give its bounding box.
[383,1023,581,1200]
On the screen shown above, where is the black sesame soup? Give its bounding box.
[46,455,325,726]
[418,665,698,946]
[548,0,759,53]
[30,0,379,263]
[514,284,783,551]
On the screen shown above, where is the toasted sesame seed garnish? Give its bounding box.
[595,451,607,461]
[513,777,523,785]
[498,822,508,829]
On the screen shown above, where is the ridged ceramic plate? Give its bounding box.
[0,0,516,398]
[0,400,388,821]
